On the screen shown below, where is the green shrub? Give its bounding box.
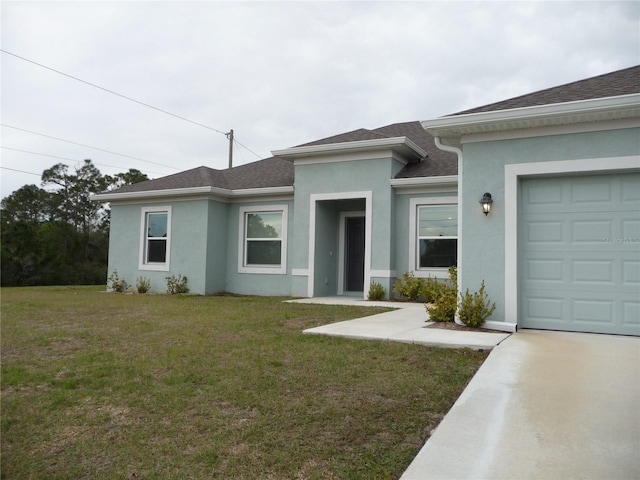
[425,266,458,322]
[368,281,386,301]
[392,272,425,301]
[420,276,447,304]
[426,292,457,322]
[166,274,189,294]
[458,280,496,328]
[107,270,130,293]
[136,276,151,294]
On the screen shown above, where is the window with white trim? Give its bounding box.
[139,206,171,271]
[417,204,457,268]
[238,205,288,274]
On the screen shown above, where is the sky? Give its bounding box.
[1,1,639,198]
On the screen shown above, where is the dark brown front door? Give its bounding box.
[345,216,365,292]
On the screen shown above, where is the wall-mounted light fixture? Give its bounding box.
[480,192,493,216]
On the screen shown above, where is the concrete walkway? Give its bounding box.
[288,297,640,479]
[290,297,511,350]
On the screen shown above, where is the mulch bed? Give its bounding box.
[424,321,497,333]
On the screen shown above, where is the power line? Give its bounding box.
[1,166,41,177]
[1,146,165,176]
[234,137,262,160]
[1,49,229,136]
[1,49,265,162]
[1,124,179,170]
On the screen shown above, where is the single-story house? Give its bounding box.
[93,65,640,336]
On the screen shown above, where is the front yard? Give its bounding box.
[1,287,487,479]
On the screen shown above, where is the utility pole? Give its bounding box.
[226,129,234,169]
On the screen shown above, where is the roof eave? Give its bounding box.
[91,185,294,202]
[272,136,427,162]
[421,93,640,138]
[390,175,458,189]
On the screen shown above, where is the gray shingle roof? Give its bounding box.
[452,65,640,115]
[298,121,457,178]
[100,121,456,196]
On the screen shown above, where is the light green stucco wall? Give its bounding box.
[223,199,294,296]
[108,199,219,295]
[460,127,640,323]
[292,157,403,297]
[205,200,228,294]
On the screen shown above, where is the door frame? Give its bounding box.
[337,211,366,295]
[307,191,372,299]
[504,155,639,330]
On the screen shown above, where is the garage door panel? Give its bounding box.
[573,299,613,323]
[622,176,640,202]
[623,302,640,325]
[623,261,640,285]
[622,219,640,238]
[572,220,613,243]
[520,172,640,335]
[572,260,613,284]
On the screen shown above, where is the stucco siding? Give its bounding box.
[205,200,229,294]
[461,126,640,325]
[223,199,294,296]
[108,200,212,294]
[293,157,398,297]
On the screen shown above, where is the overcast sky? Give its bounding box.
[1,1,638,198]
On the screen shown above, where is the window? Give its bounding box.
[238,205,288,274]
[139,206,171,271]
[417,205,457,268]
[408,197,457,276]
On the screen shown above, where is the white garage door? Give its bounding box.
[520,172,640,335]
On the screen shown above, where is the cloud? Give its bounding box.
[1,1,638,197]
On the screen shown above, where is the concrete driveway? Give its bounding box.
[401,330,640,480]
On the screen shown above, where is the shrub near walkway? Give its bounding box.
[1,287,487,479]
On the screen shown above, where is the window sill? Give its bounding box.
[139,263,170,272]
[412,268,451,279]
[238,265,286,275]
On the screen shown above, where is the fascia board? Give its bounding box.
[229,186,294,197]
[91,185,294,202]
[90,186,230,202]
[421,93,640,137]
[272,136,426,161]
[390,175,458,189]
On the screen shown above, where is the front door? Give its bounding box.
[345,216,365,292]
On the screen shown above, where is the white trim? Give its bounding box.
[422,93,640,137]
[337,211,366,295]
[237,205,288,275]
[292,151,409,166]
[91,185,294,203]
[272,136,426,162]
[308,191,372,299]
[504,155,640,326]
[138,205,172,272]
[461,117,640,144]
[369,270,397,278]
[408,196,458,273]
[484,321,517,333]
[390,175,458,189]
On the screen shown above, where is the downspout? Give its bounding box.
[433,136,465,326]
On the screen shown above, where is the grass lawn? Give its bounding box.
[1,286,487,479]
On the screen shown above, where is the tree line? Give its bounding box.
[1,160,148,287]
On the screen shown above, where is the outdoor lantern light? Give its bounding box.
[480,192,493,216]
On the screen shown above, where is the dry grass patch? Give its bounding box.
[1,286,487,479]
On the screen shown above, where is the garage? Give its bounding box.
[520,172,640,335]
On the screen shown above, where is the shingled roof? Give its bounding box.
[99,121,456,196]
[453,65,640,115]
[297,121,457,177]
